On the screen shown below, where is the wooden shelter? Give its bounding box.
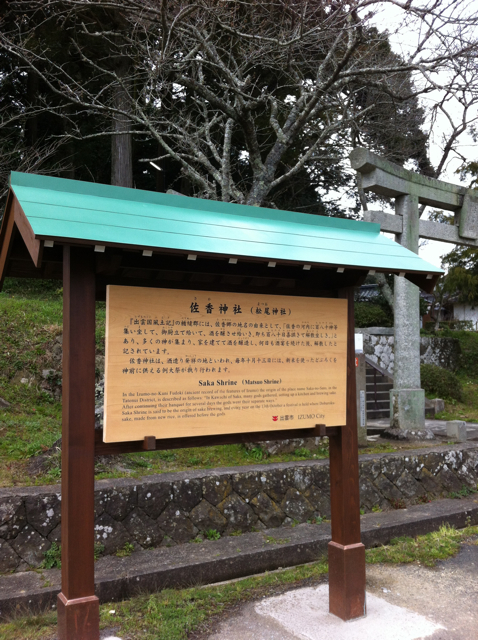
[0,172,442,640]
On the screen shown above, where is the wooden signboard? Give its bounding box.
[104,285,347,442]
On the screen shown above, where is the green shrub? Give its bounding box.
[204,529,221,541]
[42,542,62,569]
[354,303,392,328]
[454,330,478,378]
[420,364,463,401]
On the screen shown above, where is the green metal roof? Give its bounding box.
[8,171,442,276]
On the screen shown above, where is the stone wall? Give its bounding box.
[357,328,461,374]
[1,443,477,573]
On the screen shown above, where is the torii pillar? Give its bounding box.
[350,148,478,431]
[392,194,423,429]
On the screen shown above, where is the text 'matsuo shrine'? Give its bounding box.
[104,286,347,442]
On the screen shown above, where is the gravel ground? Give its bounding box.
[366,537,478,640]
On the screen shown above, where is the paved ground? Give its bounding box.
[203,538,478,640]
[367,418,478,441]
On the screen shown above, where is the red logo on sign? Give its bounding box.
[272,416,278,422]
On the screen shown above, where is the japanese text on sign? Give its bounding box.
[104,286,347,442]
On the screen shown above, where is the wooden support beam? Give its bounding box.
[328,287,365,621]
[57,246,99,640]
[12,195,43,267]
[0,191,15,291]
[95,425,325,456]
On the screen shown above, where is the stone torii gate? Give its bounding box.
[350,148,478,431]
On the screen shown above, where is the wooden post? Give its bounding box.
[328,287,366,620]
[57,246,99,640]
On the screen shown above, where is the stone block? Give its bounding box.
[403,455,421,477]
[359,477,384,511]
[172,479,202,512]
[25,494,61,537]
[395,469,426,499]
[418,468,441,496]
[123,508,163,548]
[0,497,26,540]
[190,500,227,533]
[374,474,403,503]
[232,471,261,501]
[310,465,330,490]
[202,475,232,506]
[11,525,51,567]
[303,485,331,517]
[47,523,62,544]
[262,468,290,502]
[94,491,105,518]
[217,492,258,533]
[429,398,445,414]
[446,421,467,442]
[103,486,137,521]
[381,456,405,481]
[280,488,314,523]
[454,463,477,488]
[287,467,314,492]
[94,513,130,555]
[444,449,463,471]
[0,539,21,573]
[418,451,444,476]
[360,459,381,481]
[437,465,464,494]
[250,492,285,528]
[157,503,198,543]
[138,481,172,519]
[390,388,425,431]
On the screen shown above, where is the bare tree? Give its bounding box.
[2,0,478,205]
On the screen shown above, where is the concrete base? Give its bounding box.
[255,585,444,640]
[390,389,425,431]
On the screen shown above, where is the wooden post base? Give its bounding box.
[328,541,366,621]
[57,592,100,640]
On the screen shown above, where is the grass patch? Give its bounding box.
[0,558,329,640]
[434,376,478,423]
[448,484,478,499]
[366,523,478,567]
[2,524,477,639]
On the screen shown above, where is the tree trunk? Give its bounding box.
[376,273,394,311]
[111,62,133,188]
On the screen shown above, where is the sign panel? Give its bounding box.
[104,286,347,442]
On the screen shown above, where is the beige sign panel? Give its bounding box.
[104,286,347,443]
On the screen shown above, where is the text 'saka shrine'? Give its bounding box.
[0,171,441,639]
[105,286,347,442]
